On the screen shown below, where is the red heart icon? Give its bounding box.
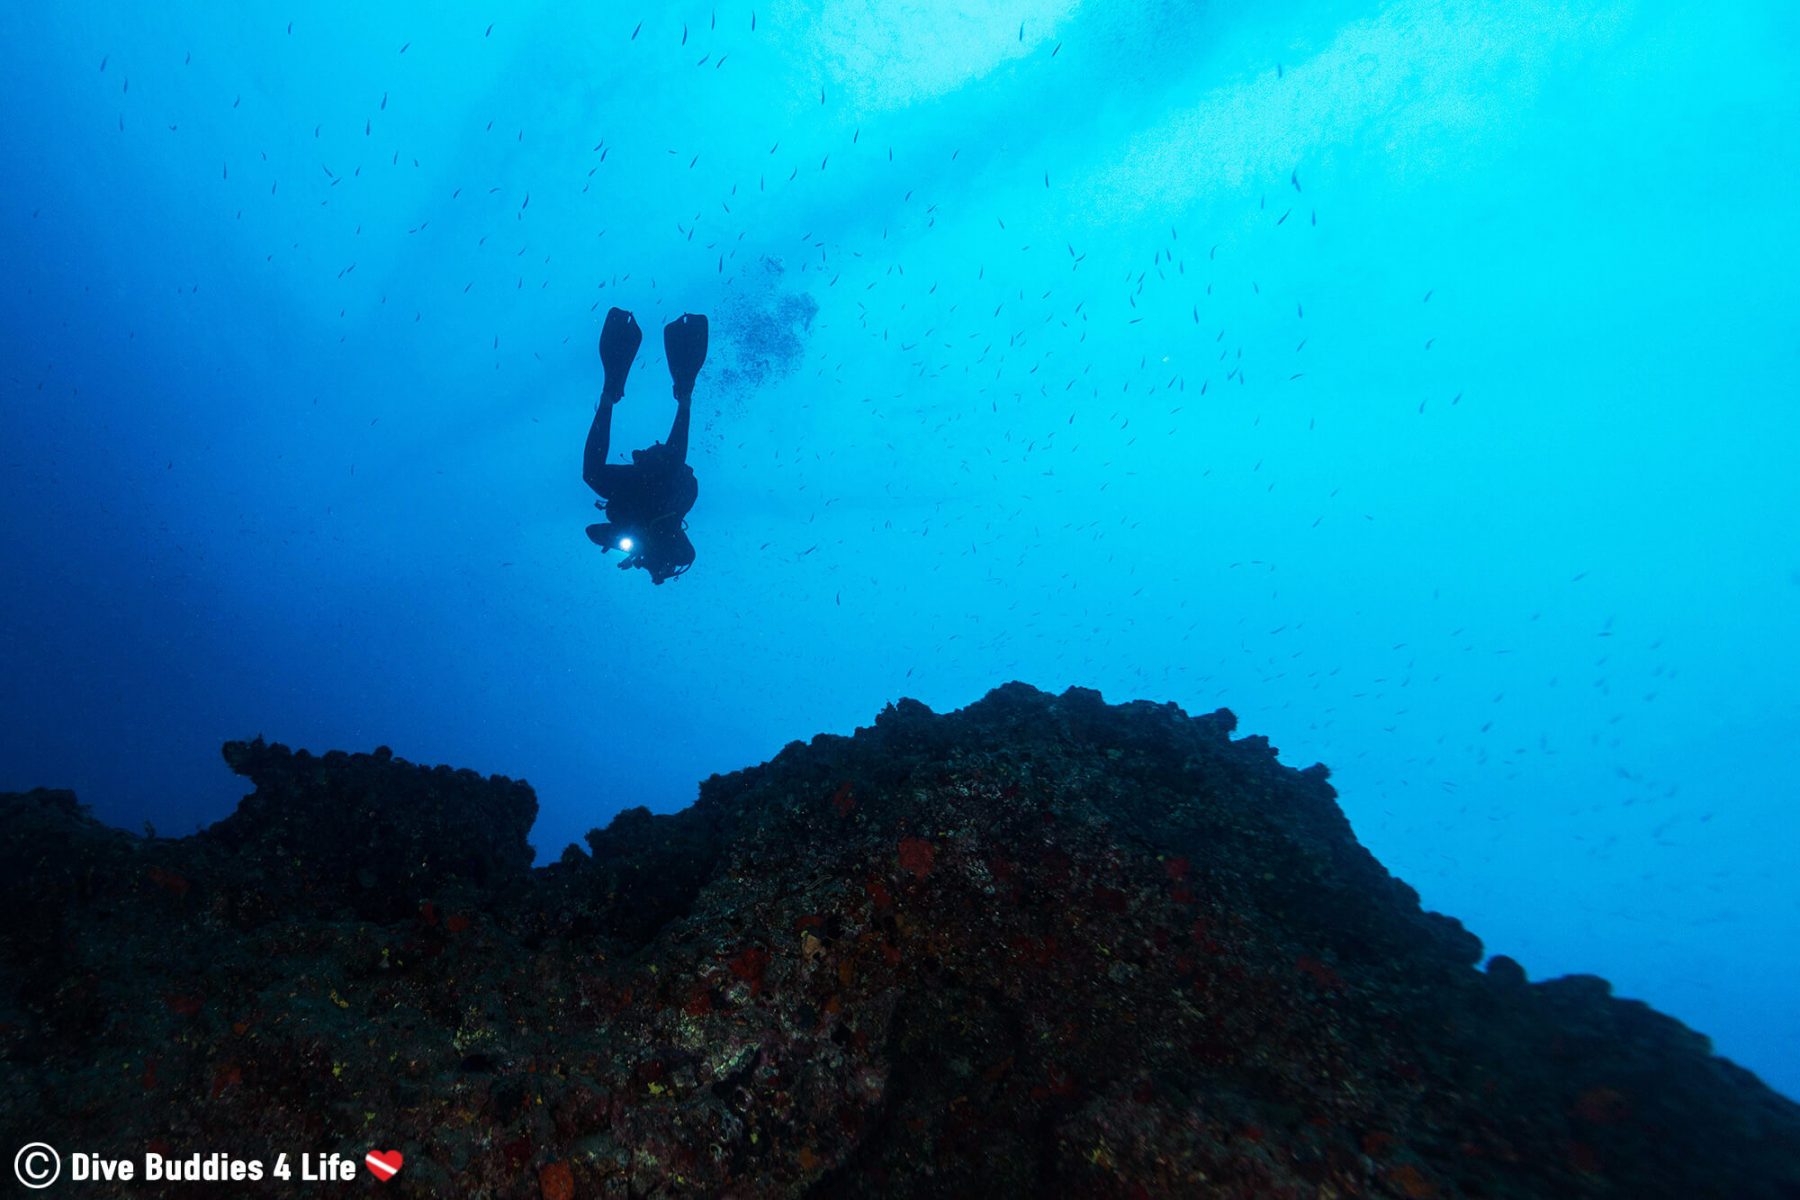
[365,1150,404,1182]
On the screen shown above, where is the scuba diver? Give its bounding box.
[582,308,707,584]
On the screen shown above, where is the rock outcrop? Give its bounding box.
[2,683,1795,1198]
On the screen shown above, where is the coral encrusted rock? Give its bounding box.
[2,684,1795,1198]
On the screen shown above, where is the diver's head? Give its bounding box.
[648,535,696,584]
[616,528,695,585]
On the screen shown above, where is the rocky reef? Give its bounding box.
[2,683,1796,1198]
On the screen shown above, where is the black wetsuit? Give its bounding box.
[594,445,697,552]
[585,308,705,584]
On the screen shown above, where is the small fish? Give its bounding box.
[1291,169,1300,191]
[485,23,493,36]
[681,23,687,44]
[1422,289,1434,302]
[631,21,641,39]
[100,55,107,71]
[380,91,387,109]
[1052,41,1061,56]
[1018,20,1023,41]
[752,11,756,30]
[399,41,409,53]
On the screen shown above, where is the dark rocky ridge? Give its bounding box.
[1,683,1795,1198]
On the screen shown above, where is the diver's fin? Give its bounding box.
[664,313,708,397]
[585,523,616,550]
[600,308,642,399]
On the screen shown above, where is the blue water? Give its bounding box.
[3,1,1796,1099]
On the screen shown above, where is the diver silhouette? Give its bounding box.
[583,308,707,584]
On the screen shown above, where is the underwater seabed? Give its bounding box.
[4,684,1796,1198]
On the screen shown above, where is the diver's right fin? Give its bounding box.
[600,308,642,400]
